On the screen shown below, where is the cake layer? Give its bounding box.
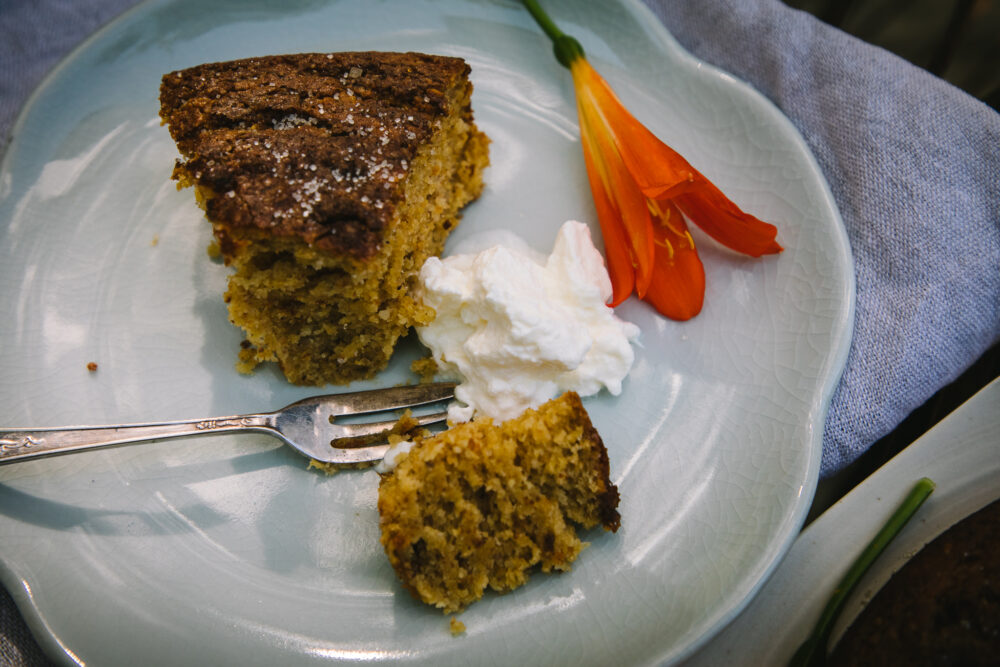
[159,52,489,384]
[378,392,620,612]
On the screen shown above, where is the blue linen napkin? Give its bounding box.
[645,0,1000,476]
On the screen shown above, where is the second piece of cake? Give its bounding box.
[377,392,621,613]
[159,51,490,385]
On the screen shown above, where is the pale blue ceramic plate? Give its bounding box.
[0,1,853,665]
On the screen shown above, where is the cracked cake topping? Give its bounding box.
[159,51,473,259]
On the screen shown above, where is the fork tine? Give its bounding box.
[331,410,448,446]
[314,382,456,417]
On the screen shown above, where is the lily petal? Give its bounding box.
[574,59,698,197]
[574,64,656,297]
[580,123,635,305]
[576,58,783,259]
[645,200,705,320]
[674,187,783,257]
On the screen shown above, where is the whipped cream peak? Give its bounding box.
[417,220,639,423]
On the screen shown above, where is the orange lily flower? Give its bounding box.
[524,1,782,320]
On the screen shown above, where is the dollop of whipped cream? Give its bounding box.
[416,220,640,424]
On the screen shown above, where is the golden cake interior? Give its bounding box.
[377,392,620,613]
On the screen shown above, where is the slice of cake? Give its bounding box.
[377,392,621,613]
[159,52,490,385]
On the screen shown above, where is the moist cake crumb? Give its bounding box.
[377,392,620,613]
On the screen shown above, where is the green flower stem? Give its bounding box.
[521,0,585,68]
[789,477,936,667]
[521,0,562,42]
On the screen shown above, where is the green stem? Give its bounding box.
[521,0,563,42]
[788,477,936,666]
[521,0,585,68]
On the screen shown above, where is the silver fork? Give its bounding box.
[0,382,454,466]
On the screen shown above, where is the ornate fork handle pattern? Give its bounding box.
[0,415,274,464]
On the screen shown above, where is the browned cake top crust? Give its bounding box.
[159,51,474,259]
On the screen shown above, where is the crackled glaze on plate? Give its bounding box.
[0,1,853,665]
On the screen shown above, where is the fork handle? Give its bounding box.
[0,415,274,464]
